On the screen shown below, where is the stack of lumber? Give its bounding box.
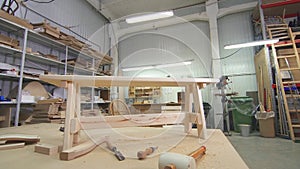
[0,33,19,48]
[41,98,65,123]
[27,98,65,124]
[61,57,93,69]
[31,21,113,66]
[0,10,33,29]
[58,31,90,50]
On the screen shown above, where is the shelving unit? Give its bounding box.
[0,13,112,126]
[128,86,161,104]
[253,0,300,141]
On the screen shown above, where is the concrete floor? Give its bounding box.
[227,132,300,169]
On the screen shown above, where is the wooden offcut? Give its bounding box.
[0,142,25,150]
[34,143,58,155]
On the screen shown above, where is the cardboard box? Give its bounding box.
[256,111,275,138]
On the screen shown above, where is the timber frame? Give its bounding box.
[39,75,218,160]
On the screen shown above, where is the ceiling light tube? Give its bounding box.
[126,11,174,24]
[122,60,193,72]
[156,60,192,68]
[224,39,279,49]
[122,65,154,72]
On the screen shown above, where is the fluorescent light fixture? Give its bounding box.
[122,60,193,72]
[224,39,279,49]
[126,11,174,24]
[122,65,154,72]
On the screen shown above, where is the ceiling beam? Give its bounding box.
[86,0,111,22]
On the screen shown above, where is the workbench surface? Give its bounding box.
[0,123,248,169]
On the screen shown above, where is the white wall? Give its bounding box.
[118,20,213,103]
[119,20,211,78]
[218,11,258,96]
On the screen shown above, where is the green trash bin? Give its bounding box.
[229,96,254,132]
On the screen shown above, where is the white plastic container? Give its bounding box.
[239,124,251,137]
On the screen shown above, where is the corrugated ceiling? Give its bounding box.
[86,0,207,21]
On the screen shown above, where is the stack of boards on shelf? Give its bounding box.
[31,21,113,66]
[0,9,113,76]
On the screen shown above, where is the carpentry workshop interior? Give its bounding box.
[1,0,300,168]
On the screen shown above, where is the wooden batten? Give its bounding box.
[77,113,185,130]
[0,134,40,143]
[0,142,25,150]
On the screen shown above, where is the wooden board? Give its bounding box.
[72,113,185,131]
[0,142,25,150]
[0,10,33,29]
[254,48,273,110]
[0,134,40,143]
[39,75,219,88]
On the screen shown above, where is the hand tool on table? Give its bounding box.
[158,146,206,169]
[137,146,158,160]
[104,139,125,161]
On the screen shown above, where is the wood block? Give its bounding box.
[34,143,58,155]
[0,115,5,121]
[0,142,25,150]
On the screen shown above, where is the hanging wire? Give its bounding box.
[213,48,242,60]
[26,0,55,3]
